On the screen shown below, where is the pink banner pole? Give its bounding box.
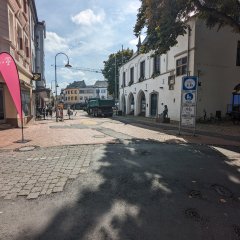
[0,52,28,143]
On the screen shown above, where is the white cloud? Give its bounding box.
[45,32,69,53]
[57,68,85,81]
[123,1,141,15]
[71,9,105,26]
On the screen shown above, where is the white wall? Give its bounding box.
[195,18,240,119]
[120,17,240,121]
[119,18,196,121]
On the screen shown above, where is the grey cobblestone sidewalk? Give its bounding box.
[0,145,96,200]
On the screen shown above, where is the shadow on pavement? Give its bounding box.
[113,116,240,144]
[15,140,240,240]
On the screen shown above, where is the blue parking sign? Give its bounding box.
[185,93,193,100]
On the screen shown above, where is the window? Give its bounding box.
[23,0,28,14]
[75,96,77,100]
[140,60,145,80]
[168,75,175,90]
[21,90,30,116]
[79,90,84,94]
[101,89,106,93]
[80,96,83,100]
[237,41,240,66]
[25,37,29,57]
[71,97,73,100]
[65,97,67,101]
[123,72,126,87]
[71,90,73,94]
[86,90,93,94]
[75,90,77,94]
[153,55,160,74]
[68,97,70,101]
[17,26,23,50]
[9,11,14,43]
[130,67,134,85]
[176,57,187,76]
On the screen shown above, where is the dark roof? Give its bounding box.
[66,80,86,89]
[94,80,108,88]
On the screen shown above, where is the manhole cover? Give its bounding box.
[185,208,201,222]
[233,225,240,238]
[93,135,106,138]
[211,184,233,198]
[189,190,202,199]
[17,146,37,152]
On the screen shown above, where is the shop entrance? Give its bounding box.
[0,86,5,123]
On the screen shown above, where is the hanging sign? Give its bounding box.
[32,73,41,81]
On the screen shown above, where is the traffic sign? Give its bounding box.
[182,106,195,117]
[179,76,198,132]
[182,92,196,105]
[182,76,197,91]
[181,117,195,127]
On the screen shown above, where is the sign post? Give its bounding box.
[179,76,198,135]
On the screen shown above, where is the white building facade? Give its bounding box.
[93,80,108,99]
[119,17,240,121]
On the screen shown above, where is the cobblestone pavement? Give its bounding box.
[0,145,96,200]
[0,111,239,201]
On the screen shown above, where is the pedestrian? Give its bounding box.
[59,107,64,121]
[67,107,71,119]
[203,109,207,121]
[163,105,168,119]
[49,107,52,119]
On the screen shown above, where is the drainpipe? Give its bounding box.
[187,26,191,76]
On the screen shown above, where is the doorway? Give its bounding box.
[150,93,158,116]
[139,92,146,116]
[0,86,5,123]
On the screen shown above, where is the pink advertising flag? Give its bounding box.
[0,52,22,119]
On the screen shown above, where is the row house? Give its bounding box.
[119,16,240,121]
[64,80,109,106]
[0,0,46,127]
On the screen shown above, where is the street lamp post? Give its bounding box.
[55,52,72,122]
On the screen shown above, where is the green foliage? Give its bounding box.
[134,0,240,55]
[102,49,133,97]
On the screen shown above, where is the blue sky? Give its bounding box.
[35,0,144,90]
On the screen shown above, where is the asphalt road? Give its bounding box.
[0,141,240,240]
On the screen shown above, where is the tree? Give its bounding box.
[102,49,133,98]
[134,0,240,55]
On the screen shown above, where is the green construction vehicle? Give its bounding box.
[87,98,115,117]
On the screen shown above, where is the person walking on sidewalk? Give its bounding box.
[67,107,71,120]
